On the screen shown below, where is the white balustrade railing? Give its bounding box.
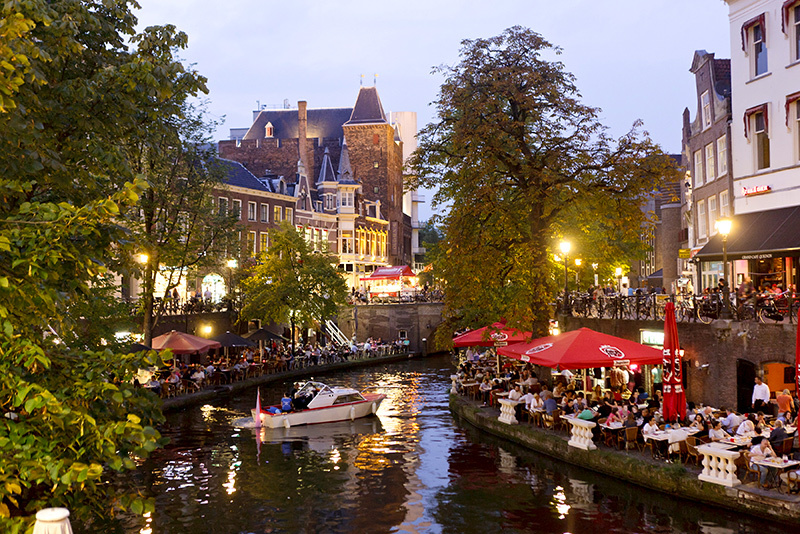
[498,398,520,425]
[562,416,597,451]
[697,444,741,487]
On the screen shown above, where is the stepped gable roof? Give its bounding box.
[214,158,270,192]
[243,107,352,141]
[316,147,338,184]
[344,87,387,125]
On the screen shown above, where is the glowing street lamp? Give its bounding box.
[225,258,238,297]
[715,218,733,320]
[615,267,623,294]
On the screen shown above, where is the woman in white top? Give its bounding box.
[708,420,730,441]
[642,417,659,440]
[530,393,544,411]
[736,416,756,436]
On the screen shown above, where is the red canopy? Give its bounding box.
[151,330,222,355]
[452,322,532,348]
[497,327,663,369]
[661,302,685,423]
[360,265,415,280]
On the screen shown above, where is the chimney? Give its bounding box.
[297,101,313,180]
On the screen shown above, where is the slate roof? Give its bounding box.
[214,158,270,192]
[344,87,387,125]
[316,148,338,184]
[337,140,359,185]
[712,58,731,97]
[243,107,353,141]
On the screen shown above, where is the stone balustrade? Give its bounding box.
[562,416,597,451]
[498,398,520,425]
[697,444,741,487]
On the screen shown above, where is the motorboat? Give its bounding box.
[251,380,385,429]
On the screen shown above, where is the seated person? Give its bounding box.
[530,393,544,411]
[736,415,756,436]
[689,414,709,437]
[778,410,795,426]
[768,420,788,448]
[755,411,769,430]
[708,419,730,441]
[720,407,741,434]
[281,393,293,412]
[642,416,659,440]
[543,393,558,415]
[749,436,776,487]
[623,412,638,428]
[479,378,492,406]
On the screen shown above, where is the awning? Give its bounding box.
[694,206,800,261]
[452,322,532,348]
[361,265,415,280]
[647,268,663,280]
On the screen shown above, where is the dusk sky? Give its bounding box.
[135,0,731,220]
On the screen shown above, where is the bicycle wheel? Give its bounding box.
[697,306,714,324]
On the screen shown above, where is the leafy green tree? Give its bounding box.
[241,223,348,351]
[410,27,677,341]
[0,1,215,530]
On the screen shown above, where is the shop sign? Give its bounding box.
[741,253,773,260]
[640,329,664,348]
[678,248,691,259]
[742,185,771,196]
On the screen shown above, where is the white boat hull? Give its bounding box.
[252,393,385,429]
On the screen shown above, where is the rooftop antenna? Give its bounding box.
[284,98,290,109]
[360,74,364,86]
[373,73,378,86]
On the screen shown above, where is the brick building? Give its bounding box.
[218,87,419,286]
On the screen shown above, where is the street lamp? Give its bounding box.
[226,258,238,297]
[575,258,582,288]
[715,217,733,320]
[615,267,623,294]
[592,263,599,287]
[560,241,571,314]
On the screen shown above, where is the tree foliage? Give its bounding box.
[410,27,678,341]
[241,223,348,347]
[0,1,214,530]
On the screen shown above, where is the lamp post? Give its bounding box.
[575,258,582,288]
[226,259,238,297]
[592,263,599,287]
[560,241,571,315]
[615,267,623,294]
[716,218,733,320]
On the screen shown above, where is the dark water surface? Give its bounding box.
[96,356,792,533]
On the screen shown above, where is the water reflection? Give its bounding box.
[91,358,794,534]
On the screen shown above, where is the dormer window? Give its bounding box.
[265,122,274,138]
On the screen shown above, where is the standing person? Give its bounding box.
[651,365,663,393]
[752,376,771,412]
[776,388,793,417]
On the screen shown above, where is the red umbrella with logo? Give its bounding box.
[795,315,800,400]
[497,328,663,369]
[661,302,685,423]
[452,322,532,348]
[151,330,221,355]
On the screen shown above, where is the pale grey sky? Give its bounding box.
[136,0,731,220]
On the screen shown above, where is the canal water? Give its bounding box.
[96,355,793,534]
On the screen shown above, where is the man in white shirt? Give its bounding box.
[508,385,522,402]
[752,376,771,411]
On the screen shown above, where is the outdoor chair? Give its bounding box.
[777,437,794,456]
[180,379,199,395]
[684,436,702,465]
[643,436,660,459]
[530,410,544,428]
[618,426,641,451]
[160,382,176,399]
[741,451,760,485]
[555,411,570,433]
[543,409,559,430]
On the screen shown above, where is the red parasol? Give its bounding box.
[497,327,663,369]
[452,322,532,348]
[661,302,685,423]
[151,330,221,355]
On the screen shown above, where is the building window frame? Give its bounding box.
[794,5,800,62]
[247,231,257,257]
[218,197,229,216]
[705,143,715,182]
[701,91,712,129]
[260,203,269,223]
[693,150,704,187]
[708,196,718,235]
[752,22,769,77]
[247,201,256,222]
[754,111,771,170]
[720,190,730,218]
[273,205,282,223]
[232,199,242,221]
[697,199,707,239]
[716,135,728,176]
[285,207,293,224]
[259,232,269,253]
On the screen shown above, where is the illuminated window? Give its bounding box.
[260,232,269,252]
[340,231,353,254]
[247,231,256,256]
[273,206,282,222]
[285,208,293,224]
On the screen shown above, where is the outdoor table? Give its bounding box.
[460,381,479,399]
[647,427,698,457]
[752,458,800,491]
[493,391,510,409]
[561,415,597,451]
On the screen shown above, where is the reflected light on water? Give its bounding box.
[139,511,152,534]
[552,485,570,519]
